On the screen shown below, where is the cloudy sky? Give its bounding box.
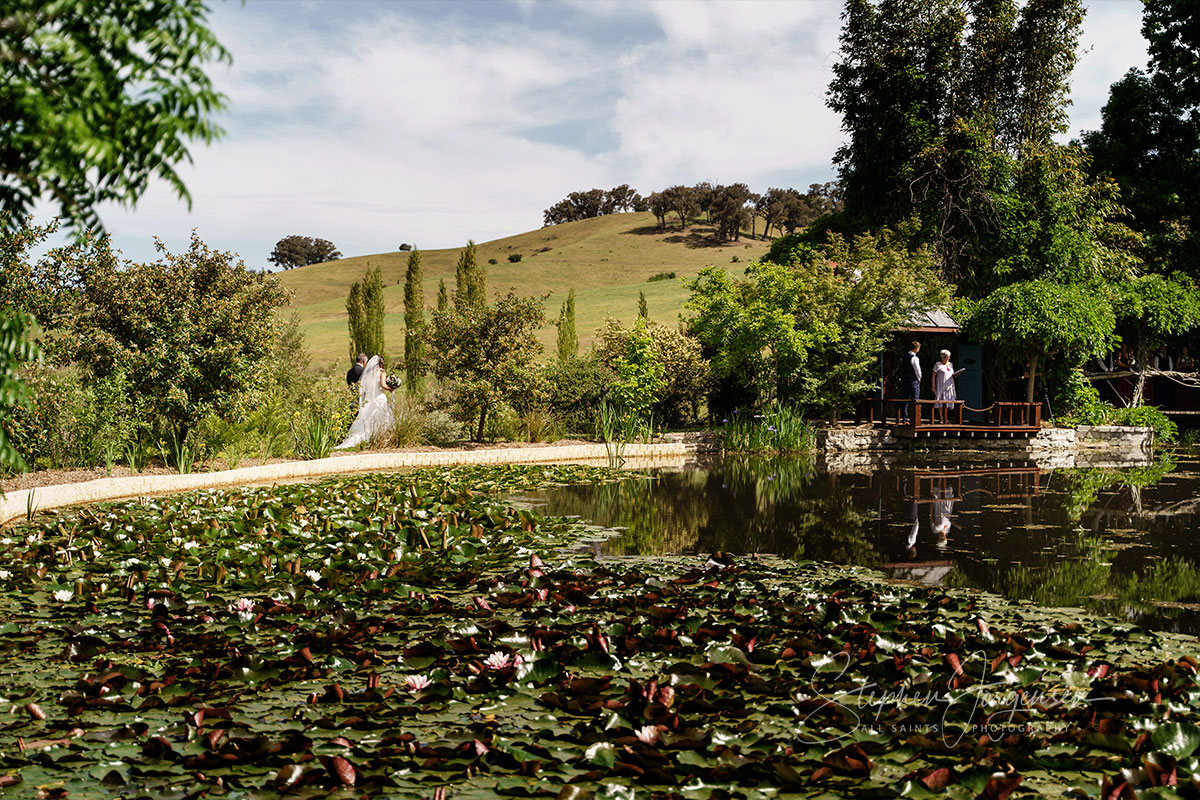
[72,0,1151,267]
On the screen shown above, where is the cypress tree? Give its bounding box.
[455,240,486,309]
[638,290,649,320]
[403,248,425,394]
[362,265,385,357]
[346,279,366,361]
[437,279,448,312]
[556,288,578,362]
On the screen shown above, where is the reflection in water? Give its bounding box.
[521,452,1200,635]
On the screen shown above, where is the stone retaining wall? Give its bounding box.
[0,442,694,527]
[817,424,1153,467]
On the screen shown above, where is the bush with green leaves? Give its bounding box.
[597,318,709,426]
[38,231,289,439]
[686,228,949,419]
[507,253,523,263]
[543,355,612,436]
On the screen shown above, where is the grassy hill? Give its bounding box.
[279,212,769,372]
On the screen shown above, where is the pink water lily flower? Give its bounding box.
[405,674,432,692]
[228,598,254,613]
[483,652,512,671]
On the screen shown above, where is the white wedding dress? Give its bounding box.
[335,356,393,449]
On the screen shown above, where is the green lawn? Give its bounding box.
[279,212,766,371]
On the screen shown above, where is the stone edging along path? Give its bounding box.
[0,442,691,527]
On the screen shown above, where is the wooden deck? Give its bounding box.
[880,400,1042,438]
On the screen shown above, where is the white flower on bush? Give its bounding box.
[53,589,73,602]
[405,674,432,692]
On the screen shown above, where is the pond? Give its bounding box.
[515,450,1200,635]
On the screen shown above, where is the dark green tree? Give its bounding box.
[268,236,342,269]
[556,288,578,362]
[638,291,649,320]
[0,0,230,231]
[437,278,448,312]
[56,231,288,436]
[1083,1,1200,279]
[346,265,385,360]
[403,248,426,394]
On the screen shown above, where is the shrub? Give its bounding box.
[520,407,561,442]
[597,318,710,426]
[488,258,498,265]
[507,253,523,263]
[292,410,336,459]
[420,409,461,445]
[543,355,612,436]
[387,395,427,447]
[6,366,136,470]
[646,271,676,282]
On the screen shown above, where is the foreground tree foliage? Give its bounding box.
[0,0,230,231]
[268,235,342,270]
[0,310,36,473]
[1,465,1199,797]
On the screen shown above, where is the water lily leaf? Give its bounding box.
[1151,722,1200,758]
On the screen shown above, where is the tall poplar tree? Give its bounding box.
[437,279,448,312]
[638,291,649,320]
[556,288,578,362]
[403,248,426,394]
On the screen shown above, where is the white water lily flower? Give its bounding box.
[634,726,660,745]
[183,541,199,551]
[305,570,322,582]
[0,570,11,580]
[405,675,432,691]
[53,589,73,602]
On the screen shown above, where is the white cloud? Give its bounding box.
[80,0,1148,266]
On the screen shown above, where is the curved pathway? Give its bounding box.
[0,442,692,526]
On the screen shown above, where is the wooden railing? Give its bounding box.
[881,399,1041,430]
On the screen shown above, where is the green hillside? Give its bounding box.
[280,212,768,371]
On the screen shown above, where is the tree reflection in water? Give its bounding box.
[528,450,1200,635]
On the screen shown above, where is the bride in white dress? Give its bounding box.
[335,355,395,449]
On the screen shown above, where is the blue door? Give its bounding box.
[958,343,983,421]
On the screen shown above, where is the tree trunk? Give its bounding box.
[1132,326,1149,407]
[1025,352,1039,404]
[476,406,487,442]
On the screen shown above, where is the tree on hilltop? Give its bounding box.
[269,236,342,269]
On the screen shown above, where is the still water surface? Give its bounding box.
[517,451,1200,635]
